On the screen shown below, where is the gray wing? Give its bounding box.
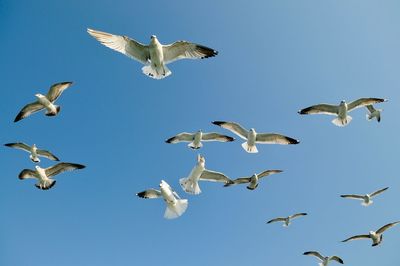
[303,251,324,260]
[201,133,235,142]
[366,105,376,113]
[267,217,286,224]
[37,149,60,161]
[46,82,73,102]
[136,189,162,199]
[258,169,283,179]
[162,41,218,64]
[14,101,44,122]
[255,133,299,145]
[231,177,252,185]
[329,256,344,264]
[45,162,85,177]
[340,194,365,200]
[18,169,39,180]
[165,133,194,143]
[298,104,339,115]
[376,221,400,234]
[289,213,307,219]
[347,98,387,111]
[87,28,149,64]
[200,169,232,184]
[342,234,370,242]
[212,121,248,140]
[4,142,31,152]
[370,187,389,197]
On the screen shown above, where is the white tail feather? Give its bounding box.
[188,142,202,149]
[241,142,258,153]
[332,116,352,127]
[362,200,373,206]
[164,199,188,219]
[142,65,171,79]
[179,177,201,195]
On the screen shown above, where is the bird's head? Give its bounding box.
[159,180,168,189]
[35,165,41,170]
[340,100,346,105]
[35,93,44,99]
[369,231,375,236]
[150,35,157,40]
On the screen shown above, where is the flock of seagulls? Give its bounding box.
[7,26,395,265]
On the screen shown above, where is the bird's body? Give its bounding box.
[342,221,400,246]
[5,142,60,163]
[166,130,234,149]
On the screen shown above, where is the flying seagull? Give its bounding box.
[298,98,387,127]
[365,105,383,122]
[212,121,299,153]
[267,213,307,227]
[341,187,389,206]
[137,180,188,219]
[342,221,400,246]
[224,169,283,190]
[179,154,233,195]
[5,142,59,163]
[18,162,85,190]
[165,130,234,149]
[87,28,218,80]
[14,82,73,122]
[303,251,344,266]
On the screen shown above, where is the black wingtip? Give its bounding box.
[287,137,300,144]
[212,121,224,126]
[4,143,13,147]
[227,136,235,142]
[14,114,22,123]
[165,137,174,143]
[136,191,146,198]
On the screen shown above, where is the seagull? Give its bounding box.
[4,142,59,163]
[212,121,299,153]
[340,187,389,206]
[165,130,234,149]
[18,162,85,190]
[224,169,283,190]
[298,98,387,127]
[342,221,400,246]
[14,82,73,122]
[179,154,233,195]
[267,213,307,227]
[303,251,344,266]
[87,28,218,80]
[365,105,383,122]
[137,180,188,219]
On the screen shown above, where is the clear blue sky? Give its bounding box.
[1,0,400,265]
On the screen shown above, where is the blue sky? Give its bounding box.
[1,0,400,265]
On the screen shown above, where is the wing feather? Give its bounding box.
[4,142,31,152]
[45,162,85,177]
[136,189,162,199]
[347,98,386,111]
[201,133,234,142]
[163,41,218,64]
[165,133,194,143]
[255,133,299,145]
[46,82,73,102]
[14,102,44,122]
[298,104,339,115]
[212,121,248,140]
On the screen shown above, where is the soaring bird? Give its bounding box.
[18,163,85,190]
[340,187,389,206]
[14,82,73,122]
[342,221,400,246]
[137,180,188,219]
[87,28,218,79]
[267,213,307,227]
[365,105,383,122]
[5,142,59,163]
[298,98,387,127]
[303,251,344,266]
[179,154,233,195]
[165,130,234,149]
[212,121,299,153]
[224,169,282,190]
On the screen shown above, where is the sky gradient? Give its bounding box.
[1,0,400,265]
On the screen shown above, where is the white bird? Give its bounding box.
[341,187,388,206]
[136,180,188,219]
[165,130,234,149]
[5,142,59,163]
[212,121,299,153]
[267,213,307,227]
[180,154,233,195]
[298,98,387,127]
[303,251,344,266]
[87,28,218,80]
[14,82,73,122]
[18,162,85,190]
[366,104,383,122]
[224,169,283,190]
[342,221,400,246]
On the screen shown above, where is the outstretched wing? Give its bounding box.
[376,221,400,234]
[45,163,85,177]
[329,256,344,264]
[303,251,324,260]
[4,142,31,152]
[370,187,389,198]
[200,169,232,184]
[342,234,370,242]
[163,41,218,64]
[165,133,194,144]
[266,217,286,224]
[366,105,376,113]
[18,169,39,180]
[289,213,307,219]
[14,102,44,122]
[37,149,60,161]
[347,98,386,111]
[340,194,365,200]
[298,104,338,115]
[46,82,73,102]
[258,169,283,179]
[136,189,162,199]
[201,133,234,142]
[87,28,149,64]
[212,121,248,140]
[255,133,299,145]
